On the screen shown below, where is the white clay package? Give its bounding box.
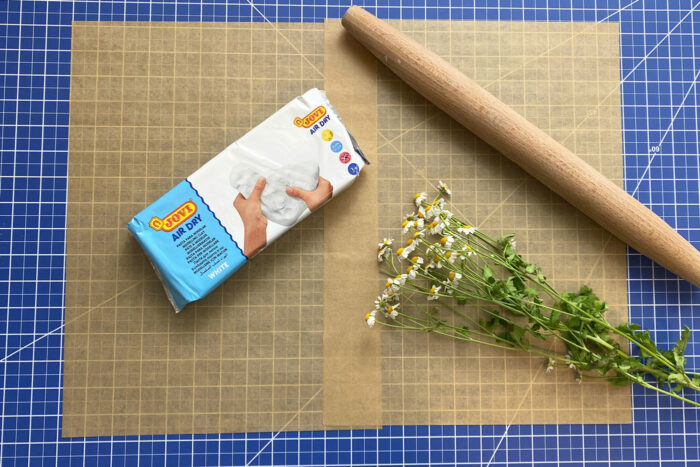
[128,89,368,311]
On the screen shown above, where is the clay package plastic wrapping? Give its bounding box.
[127,89,368,312]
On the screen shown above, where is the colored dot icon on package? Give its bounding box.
[330,141,343,153]
[339,152,351,164]
[348,163,359,175]
[322,129,334,141]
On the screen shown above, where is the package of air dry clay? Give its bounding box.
[127,88,368,312]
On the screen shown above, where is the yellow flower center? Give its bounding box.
[434,255,440,263]
[396,247,405,256]
[417,212,424,218]
[465,225,472,229]
[387,305,393,312]
[429,286,436,294]
[405,239,413,246]
[410,256,419,263]
[448,272,455,281]
[385,281,392,289]
[395,274,402,280]
[429,221,438,229]
[387,291,395,297]
[401,220,409,228]
[365,313,371,321]
[406,265,413,273]
[466,245,473,251]
[413,193,422,200]
[444,252,452,259]
[440,237,448,245]
[413,231,421,239]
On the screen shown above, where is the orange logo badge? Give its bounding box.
[293,106,327,128]
[149,200,197,232]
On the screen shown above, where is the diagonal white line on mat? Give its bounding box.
[621,1,699,84]
[0,281,143,364]
[245,387,323,466]
[243,0,324,79]
[629,66,700,197]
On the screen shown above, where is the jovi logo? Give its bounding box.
[149,200,197,232]
[294,106,326,128]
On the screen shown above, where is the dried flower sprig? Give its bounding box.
[371,188,700,406]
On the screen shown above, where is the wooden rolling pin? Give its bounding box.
[342,6,700,288]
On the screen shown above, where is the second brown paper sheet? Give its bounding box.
[370,20,630,425]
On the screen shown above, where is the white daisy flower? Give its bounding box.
[428,285,442,300]
[410,256,424,265]
[377,247,389,263]
[440,280,454,295]
[374,295,389,312]
[444,251,456,264]
[406,266,417,279]
[384,278,400,293]
[378,238,393,249]
[426,203,442,219]
[365,312,376,327]
[393,274,408,287]
[439,236,455,248]
[465,245,476,257]
[545,357,555,373]
[510,238,517,250]
[458,225,476,236]
[429,221,445,235]
[447,271,462,286]
[413,192,427,207]
[416,218,425,230]
[387,303,399,319]
[564,353,576,369]
[438,180,451,195]
[401,215,417,233]
[396,243,415,260]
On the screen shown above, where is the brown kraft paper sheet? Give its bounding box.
[63,18,629,437]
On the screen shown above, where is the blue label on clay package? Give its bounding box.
[127,180,248,311]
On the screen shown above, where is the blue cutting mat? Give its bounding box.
[1,0,699,465]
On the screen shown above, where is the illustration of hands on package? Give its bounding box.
[127,89,368,312]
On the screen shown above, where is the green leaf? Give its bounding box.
[483,315,500,332]
[525,264,536,274]
[609,374,632,386]
[675,326,691,355]
[509,325,526,342]
[483,265,494,281]
[549,309,561,326]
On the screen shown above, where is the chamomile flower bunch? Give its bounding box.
[368,187,700,407]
